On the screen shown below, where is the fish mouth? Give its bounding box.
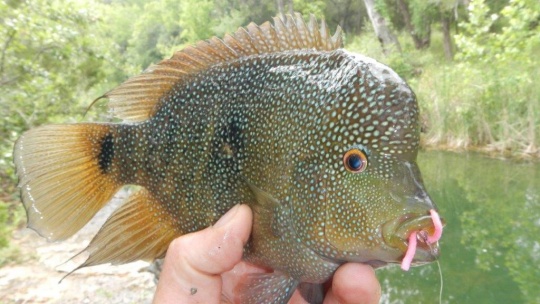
[382,210,445,267]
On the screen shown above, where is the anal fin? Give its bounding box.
[239,272,298,304]
[78,188,179,268]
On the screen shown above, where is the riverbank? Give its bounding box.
[421,141,540,160]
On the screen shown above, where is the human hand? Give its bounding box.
[152,204,381,304]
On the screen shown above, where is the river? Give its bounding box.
[376,150,540,303]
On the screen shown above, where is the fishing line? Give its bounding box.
[428,241,444,304]
[435,259,443,304]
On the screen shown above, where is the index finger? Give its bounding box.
[153,204,252,304]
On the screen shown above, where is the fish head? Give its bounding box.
[295,50,443,268]
[320,153,443,268]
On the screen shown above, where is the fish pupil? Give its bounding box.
[347,154,362,170]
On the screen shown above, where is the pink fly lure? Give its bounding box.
[401,209,443,271]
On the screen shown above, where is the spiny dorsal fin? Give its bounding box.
[103,13,343,122]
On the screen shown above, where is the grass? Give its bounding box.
[415,53,539,157]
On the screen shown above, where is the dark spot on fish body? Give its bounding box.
[217,117,245,159]
[98,133,114,173]
[204,112,251,216]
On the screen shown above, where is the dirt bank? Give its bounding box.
[0,192,156,303]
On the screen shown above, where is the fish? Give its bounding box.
[13,13,443,304]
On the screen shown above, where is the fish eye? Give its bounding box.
[343,148,368,173]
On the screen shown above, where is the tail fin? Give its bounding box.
[14,124,122,241]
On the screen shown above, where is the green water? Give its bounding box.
[376,150,540,304]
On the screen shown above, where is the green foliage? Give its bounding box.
[455,0,540,63]
[0,203,9,249]
[211,8,248,38]
[0,201,24,266]
[293,0,326,18]
[417,0,540,154]
[408,0,436,38]
[179,0,215,44]
[379,0,439,48]
[98,0,249,75]
[0,0,116,191]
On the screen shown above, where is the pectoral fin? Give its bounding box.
[245,181,281,209]
[245,181,290,237]
[239,272,298,304]
[298,282,324,304]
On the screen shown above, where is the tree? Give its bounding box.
[276,0,294,16]
[395,0,432,49]
[440,11,454,59]
[434,0,464,60]
[363,0,402,55]
[325,0,367,36]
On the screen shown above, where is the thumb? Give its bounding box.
[153,204,253,304]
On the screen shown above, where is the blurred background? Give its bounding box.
[1,0,539,303]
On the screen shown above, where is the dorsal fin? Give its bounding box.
[103,13,343,122]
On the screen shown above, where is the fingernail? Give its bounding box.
[214,204,241,228]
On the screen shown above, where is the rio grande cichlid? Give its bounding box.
[14,14,443,304]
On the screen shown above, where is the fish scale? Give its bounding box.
[14,13,443,303]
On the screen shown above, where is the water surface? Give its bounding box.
[377,150,540,304]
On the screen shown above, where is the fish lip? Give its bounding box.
[381,213,444,263]
[395,215,434,239]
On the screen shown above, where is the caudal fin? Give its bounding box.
[14,124,122,241]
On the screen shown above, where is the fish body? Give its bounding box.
[14,14,442,303]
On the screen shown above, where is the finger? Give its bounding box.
[323,263,381,304]
[153,204,253,304]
